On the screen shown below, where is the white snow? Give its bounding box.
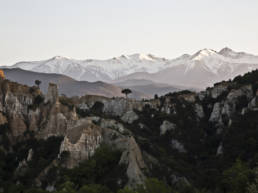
[7,48,258,83]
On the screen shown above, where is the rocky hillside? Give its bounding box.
[1,70,258,193]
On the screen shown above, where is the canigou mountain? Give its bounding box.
[7,47,258,88]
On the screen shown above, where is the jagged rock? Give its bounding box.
[197,91,207,101]
[59,118,102,168]
[209,102,222,123]
[101,127,146,187]
[160,120,176,135]
[39,112,68,138]
[45,83,58,104]
[100,119,126,134]
[210,83,229,99]
[119,137,146,187]
[180,93,196,103]
[121,111,139,124]
[9,114,27,137]
[227,85,253,101]
[171,139,186,153]
[194,104,205,119]
[248,97,258,111]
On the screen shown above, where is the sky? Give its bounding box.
[0,0,258,65]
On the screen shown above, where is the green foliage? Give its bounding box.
[25,187,49,193]
[246,165,258,193]
[78,184,113,193]
[118,187,137,193]
[136,178,172,193]
[222,159,251,193]
[57,181,76,193]
[0,136,63,190]
[59,144,127,192]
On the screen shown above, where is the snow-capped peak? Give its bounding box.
[51,56,70,60]
[128,53,155,61]
[6,48,258,86]
[191,49,218,61]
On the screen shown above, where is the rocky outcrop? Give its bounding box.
[101,126,146,187]
[45,83,58,104]
[210,83,229,99]
[160,120,176,135]
[59,118,102,168]
[121,111,139,124]
[209,102,223,123]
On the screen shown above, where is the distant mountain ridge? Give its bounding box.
[3,47,258,88]
[2,68,187,99]
[1,68,150,99]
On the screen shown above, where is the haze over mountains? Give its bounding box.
[7,47,258,90]
[1,68,154,99]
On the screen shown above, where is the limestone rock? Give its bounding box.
[119,137,146,187]
[101,127,146,187]
[100,119,126,134]
[210,84,229,99]
[209,102,222,123]
[160,120,176,135]
[45,83,58,104]
[59,119,102,168]
[121,111,139,124]
[194,104,205,119]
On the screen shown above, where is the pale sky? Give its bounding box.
[0,0,258,65]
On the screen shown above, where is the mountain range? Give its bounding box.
[5,47,258,89]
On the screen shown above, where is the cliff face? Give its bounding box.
[0,78,147,188]
[1,70,258,192]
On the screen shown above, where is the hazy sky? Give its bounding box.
[1,0,258,65]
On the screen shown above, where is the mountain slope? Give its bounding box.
[5,47,258,89]
[113,79,194,96]
[119,48,258,88]
[1,68,148,98]
[11,54,169,82]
